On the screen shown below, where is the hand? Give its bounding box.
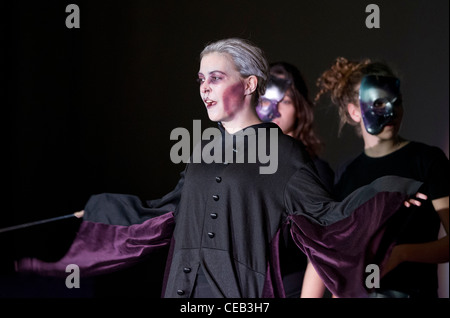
[404,192,427,208]
[74,210,84,218]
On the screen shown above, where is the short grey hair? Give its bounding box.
[200,38,269,106]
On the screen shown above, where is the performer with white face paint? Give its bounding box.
[14,42,428,299]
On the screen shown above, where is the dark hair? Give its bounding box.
[270,62,322,157]
[315,57,397,134]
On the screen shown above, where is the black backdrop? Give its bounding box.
[2,0,449,299]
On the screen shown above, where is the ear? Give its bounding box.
[244,75,258,95]
[347,103,361,123]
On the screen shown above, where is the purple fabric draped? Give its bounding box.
[289,191,406,298]
[15,212,175,277]
[262,228,285,298]
[14,184,419,298]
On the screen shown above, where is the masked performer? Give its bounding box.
[256,62,334,297]
[15,40,426,298]
[306,57,449,298]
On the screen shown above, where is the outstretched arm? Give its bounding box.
[15,212,175,277]
[82,169,185,226]
[287,167,424,298]
[298,192,428,298]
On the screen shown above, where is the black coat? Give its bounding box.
[15,123,423,298]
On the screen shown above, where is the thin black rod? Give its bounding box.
[0,213,79,234]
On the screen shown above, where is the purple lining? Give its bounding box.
[262,229,284,297]
[289,191,405,298]
[15,190,412,298]
[15,212,175,278]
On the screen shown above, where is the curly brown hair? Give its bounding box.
[315,57,397,134]
[270,62,323,157]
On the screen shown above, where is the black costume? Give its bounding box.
[334,141,449,297]
[16,123,423,297]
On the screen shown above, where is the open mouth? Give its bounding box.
[204,99,216,108]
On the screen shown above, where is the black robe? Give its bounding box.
[15,123,422,297]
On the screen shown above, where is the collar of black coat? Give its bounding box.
[217,121,281,136]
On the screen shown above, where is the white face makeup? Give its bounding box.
[198,52,247,124]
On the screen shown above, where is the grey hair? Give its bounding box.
[200,38,269,106]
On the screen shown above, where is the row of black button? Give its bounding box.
[209,175,222,239]
[177,267,193,295]
[178,175,223,296]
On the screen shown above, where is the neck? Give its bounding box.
[363,135,408,157]
[221,107,262,134]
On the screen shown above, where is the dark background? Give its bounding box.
[2,0,448,298]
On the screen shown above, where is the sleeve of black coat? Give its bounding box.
[15,212,175,277]
[13,170,185,277]
[285,165,423,297]
[83,170,185,226]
